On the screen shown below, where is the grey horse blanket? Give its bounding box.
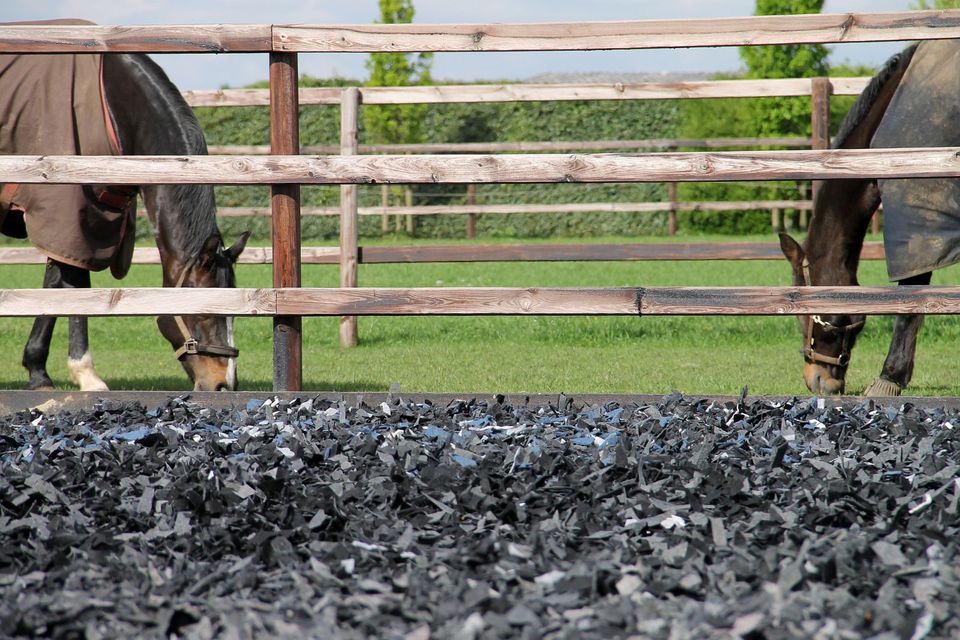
[873,39,960,281]
[0,19,136,278]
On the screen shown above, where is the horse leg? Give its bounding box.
[21,260,108,391]
[22,260,64,390]
[61,263,109,391]
[22,315,57,390]
[863,272,932,397]
[67,314,109,392]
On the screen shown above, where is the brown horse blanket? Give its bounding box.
[0,19,136,278]
[873,39,960,281]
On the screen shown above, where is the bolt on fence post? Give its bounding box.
[270,51,303,391]
[340,86,360,348]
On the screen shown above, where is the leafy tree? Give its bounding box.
[676,0,829,233]
[740,0,827,138]
[363,0,433,146]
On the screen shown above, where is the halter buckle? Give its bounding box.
[177,338,199,360]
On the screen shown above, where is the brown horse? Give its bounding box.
[780,39,958,396]
[1,25,247,391]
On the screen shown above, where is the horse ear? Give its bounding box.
[779,233,806,283]
[779,232,804,266]
[225,231,250,263]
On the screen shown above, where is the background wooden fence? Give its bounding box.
[2,11,960,390]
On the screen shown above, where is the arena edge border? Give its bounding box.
[0,390,958,417]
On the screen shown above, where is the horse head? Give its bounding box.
[156,231,249,391]
[779,233,866,395]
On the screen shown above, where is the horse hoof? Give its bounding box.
[864,377,902,397]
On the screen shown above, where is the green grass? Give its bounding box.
[5,233,960,396]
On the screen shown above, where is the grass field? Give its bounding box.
[3,233,960,396]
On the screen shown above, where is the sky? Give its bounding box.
[2,1,922,90]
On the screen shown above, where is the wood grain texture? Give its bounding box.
[0,288,275,316]
[275,286,960,317]
[182,78,870,107]
[0,24,271,53]
[0,284,954,317]
[0,242,883,265]
[3,149,960,184]
[1,13,956,55]
[339,87,360,347]
[209,200,816,218]
[273,11,960,53]
[638,286,960,316]
[277,288,642,316]
[206,137,814,156]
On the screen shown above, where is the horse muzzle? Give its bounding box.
[803,362,845,395]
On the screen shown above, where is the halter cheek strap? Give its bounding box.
[171,258,240,361]
[799,257,863,367]
[802,314,864,367]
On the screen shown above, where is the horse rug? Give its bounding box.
[0,22,136,279]
[873,38,960,281]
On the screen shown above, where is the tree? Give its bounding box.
[363,0,433,233]
[740,0,828,137]
[363,0,433,146]
[676,0,829,233]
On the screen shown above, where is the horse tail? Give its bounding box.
[832,43,918,149]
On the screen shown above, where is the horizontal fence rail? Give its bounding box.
[1,149,960,184]
[182,78,872,107]
[1,286,960,317]
[272,12,960,52]
[208,200,817,218]
[0,242,887,265]
[2,13,959,54]
[207,138,817,155]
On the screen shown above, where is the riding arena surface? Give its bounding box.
[0,391,957,639]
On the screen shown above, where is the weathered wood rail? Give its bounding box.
[0,12,957,391]
[1,148,959,184]
[0,241,888,265]
[0,286,957,317]
[1,12,957,54]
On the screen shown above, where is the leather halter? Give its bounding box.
[171,257,240,361]
[800,257,864,367]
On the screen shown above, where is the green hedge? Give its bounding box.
[194,76,680,242]
[193,71,874,241]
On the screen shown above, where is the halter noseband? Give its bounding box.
[171,257,240,361]
[800,257,863,367]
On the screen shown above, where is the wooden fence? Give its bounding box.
[2,11,960,391]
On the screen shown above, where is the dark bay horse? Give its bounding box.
[780,39,957,396]
[1,40,248,390]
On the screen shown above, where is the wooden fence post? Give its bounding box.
[810,77,832,230]
[340,87,360,348]
[381,185,390,232]
[667,145,677,235]
[466,184,477,239]
[667,182,678,236]
[270,52,303,391]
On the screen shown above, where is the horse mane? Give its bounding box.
[831,43,918,149]
[110,54,220,258]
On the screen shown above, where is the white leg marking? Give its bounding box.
[68,351,110,391]
[226,317,237,390]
